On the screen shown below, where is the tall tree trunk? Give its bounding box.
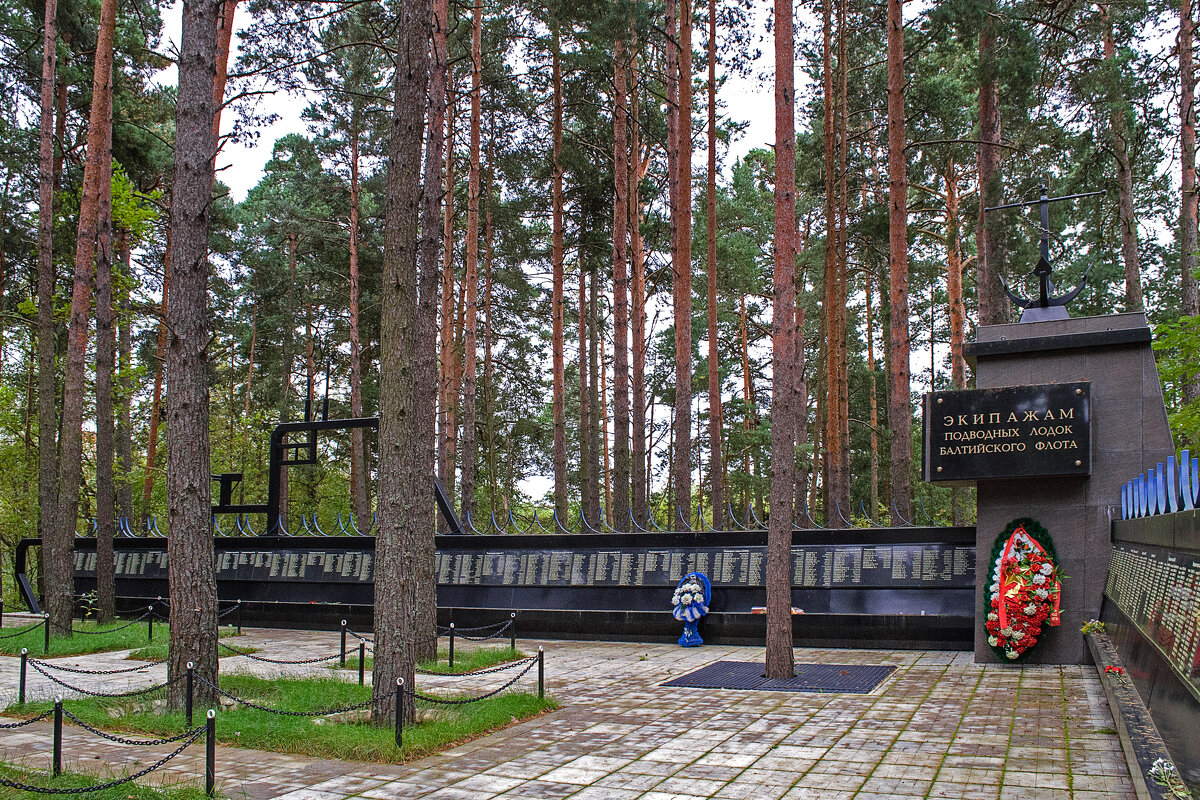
[278,233,299,532]
[551,23,569,523]
[374,0,432,723]
[976,13,1009,326]
[630,48,649,526]
[461,0,482,522]
[438,87,457,514]
[945,160,969,525]
[116,236,133,522]
[348,111,370,534]
[767,0,797,680]
[166,0,221,711]
[53,0,119,631]
[739,295,753,519]
[866,269,879,516]
[1181,0,1200,404]
[601,344,611,524]
[1097,4,1143,312]
[613,27,631,529]
[36,0,59,556]
[587,254,602,524]
[673,0,694,527]
[886,0,913,522]
[578,267,592,530]
[484,128,496,507]
[706,0,723,527]
[414,0,448,661]
[820,0,840,518]
[143,242,169,520]
[96,91,116,623]
[835,0,850,509]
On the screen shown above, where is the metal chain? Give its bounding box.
[27,660,184,699]
[195,675,396,717]
[457,628,513,642]
[0,619,47,639]
[0,726,203,795]
[345,629,373,643]
[217,641,341,665]
[46,613,150,636]
[31,659,165,676]
[406,658,537,705]
[415,655,536,677]
[60,708,198,746]
[437,619,511,636]
[218,604,240,619]
[0,710,54,729]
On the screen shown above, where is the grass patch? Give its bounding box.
[0,618,167,658]
[127,630,247,662]
[6,674,556,763]
[0,760,212,799]
[337,646,526,675]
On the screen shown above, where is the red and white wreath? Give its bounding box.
[983,519,1063,661]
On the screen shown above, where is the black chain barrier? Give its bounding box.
[46,613,150,637]
[60,708,198,746]
[0,709,54,729]
[195,675,398,717]
[346,629,373,644]
[217,641,342,665]
[415,654,536,677]
[30,659,165,676]
[406,657,537,705]
[27,659,184,699]
[436,619,511,637]
[0,726,203,795]
[0,619,46,640]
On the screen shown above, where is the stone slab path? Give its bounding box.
[0,617,1135,799]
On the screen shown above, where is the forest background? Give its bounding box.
[1,0,1199,611]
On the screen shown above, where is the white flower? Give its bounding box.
[1040,563,1053,576]
[1032,574,1046,586]
[988,636,999,646]
[1006,650,1020,660]
[990,583,999,594]
[1034,588,1049,599]
[1012,631,1024,640]
[987,612,998,621]
[1024,604,1038,616]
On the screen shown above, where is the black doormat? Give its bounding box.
[661,660,896,693]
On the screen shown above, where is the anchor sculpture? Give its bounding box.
[984,186,1103,323]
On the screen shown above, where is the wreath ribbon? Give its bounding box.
[997,524,1061,631]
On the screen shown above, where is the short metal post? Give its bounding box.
[186,662,195,728]
[18,649,27,704]
[340,619,347,667]
[394,677,404,747]
[358,642,365,685]
[148,605,154,642]
[448,623,455,670]
[1,598,5,628]
[538,647,544,699]
[205,709,216,796]
[236,600,242,636]
[52,696,62,776]
[510,612,516,650]
[43,613,49,654]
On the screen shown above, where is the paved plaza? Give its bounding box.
[0,617,1136,799]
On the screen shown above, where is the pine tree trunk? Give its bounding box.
[460,0,482,522]
[835,2,850,510]
[96,94,116,623]
[767,0,797,680]
[484,129,497,507]
[587,258,602,525]
[630,48,649,526]
[415,0,448,661]
[866,270,879,516]
[706,0,723,527]
[438,87,457,517]
[349,112,370,534]
[821,0,839,519]
[1181,0,1200,404]
[143,242,169,521]
[976,13,1009,326]
[887,0,913,522]
[551,23,569,523]
[166,0,221,711]
[601,345,611,525]
[116,236,133,522]
[612,29,631,530]
[53,0,119,631]
[945,160,969,525]
[374,0,432,723]
[36,0,59,556]
[673,0,694,527]
[739,295,753,520]
[578,267,592,531]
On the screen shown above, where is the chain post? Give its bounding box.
[43,613,49,654]
[236,599,242,636]
[538,646,544,698]
[510,611,516,650]
[52,696,62,776]
[394,677,404,747]
[358,641,366,685]
[18,649,26,704]
[340,619,347,667]
[148,605,154,642]
[205,709,216,796]
[186,661,195,728]
[448,623,455,669]
[1,597,5,628]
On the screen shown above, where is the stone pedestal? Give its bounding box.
[965,313,1174,664]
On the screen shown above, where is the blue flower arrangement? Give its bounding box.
[672,572,711,647]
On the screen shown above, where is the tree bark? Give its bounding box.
[166,0,221,710]
[587,255,602,524]
[866,269,879,516]
[578,266,592,530]
[460,0,482,522]
[613,28,631,529]
[673,0,694,527]
[977,14,1009,326]
[706,0,723,527]
[96,87,116,623]
[766,0,797,680]
[630,46,649,526]
[1181,0,1200,404]
[887,0,913,523]
[551,22,569,523]
[820,0,842,520]
[484,128,497,506]
[348,110,370,533]
[438,87,457,523]
[143,242,169,521]
[116,236,134,523]
[36,0,58,564]
[374,0,432,723]
[53,0,119,631]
